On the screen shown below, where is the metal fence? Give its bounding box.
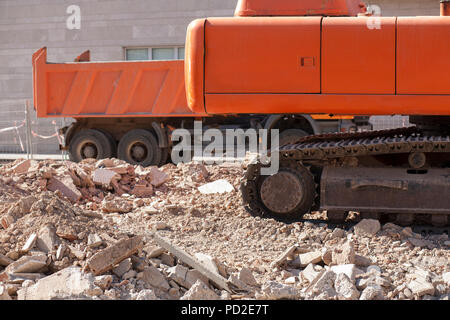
[0,99,70,161]
[370,115,412,131]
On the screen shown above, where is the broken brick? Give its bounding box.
[47,177,82,203]
[87,236,143,275]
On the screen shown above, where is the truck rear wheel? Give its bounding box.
[118,129,162,167]
[69,129,114,162]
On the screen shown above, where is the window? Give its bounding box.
[125,47,185,61]
[126,48,148,61]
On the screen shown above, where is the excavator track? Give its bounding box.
[241,127,450,227]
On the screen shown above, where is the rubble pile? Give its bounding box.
[0,159,448,300]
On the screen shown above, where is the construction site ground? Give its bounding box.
[0,158,448,301]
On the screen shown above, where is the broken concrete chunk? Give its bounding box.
[160,253,175,266]
[194,253,219,275]
[167,264,189,288]
[186,270,209,289]
[68,246,86,260]
[301,264,322,283]
[408,279,435,297]
[359,284,385,300]
[238,267,258,287]
[306,270,337,300]
[21,234,38,252]
[123,269,137,280]
[296,251,322,268]
[261,281,301,300]
[17,267,102,300]
[87,236,143,276]
[94,275,113,290]
[142,266,170,291]
[87,234,103,248]
[271,245,298,268]
[135,289,158,300]
[47,177,82,203]
[443,272,450,286]
[36,224,60,253]
[167,265,208,289]
[229,274,252,291]
[355,254,372,267]
[330,228,345,239]
[0,284,12,300]
[321,247,333,266]
[101,197,133,214]
[6,254,47,274]
[145,246,165,259]
[0,253,14,267]
[332,241,356,265]
[335,273,360,300]
[92,169,120,186]
[0,272,45,284]
[152,232,231,293]
[180,280,219,300]
[330,264,362,282]
[112,258,132,278]
[198,179,234,194]
[149,167,169,187]
[354,219,381,237]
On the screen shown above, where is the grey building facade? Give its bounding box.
[0,0,441,155]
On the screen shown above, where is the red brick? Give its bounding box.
[131,184,154,198]
[149,168,169,187]
[47,177,82,203]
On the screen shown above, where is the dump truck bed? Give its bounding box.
[32,47,206,118]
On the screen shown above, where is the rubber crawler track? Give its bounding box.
[241,128,450,227]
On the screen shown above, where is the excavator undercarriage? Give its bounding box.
[241,126,450,227]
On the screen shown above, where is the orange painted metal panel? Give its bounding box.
[185,19,206,115]
[204,17,322,95]
[311,115,355,120]
[322,17,396,94]
[235,0,366,17]
[205,94,450,116]
[32,47,205,118]
[397,17,450,94]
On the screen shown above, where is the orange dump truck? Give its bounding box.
[32,0,372,167]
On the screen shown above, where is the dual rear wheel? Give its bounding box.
[69,129,168,167]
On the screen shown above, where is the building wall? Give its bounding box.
[0,0,442,154]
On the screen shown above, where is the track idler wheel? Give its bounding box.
[242,160,316,221]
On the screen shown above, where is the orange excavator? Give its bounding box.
[184,0,450,227]
[33,0,450,226]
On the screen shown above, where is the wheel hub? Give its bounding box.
[82,144,97,159]
[260,171,304,214]
[131,143,147,162]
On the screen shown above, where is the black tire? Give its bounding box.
[279,129,309,147]
[69,129,114,162]
[256,161,316,221]
[118,129,162,167]
[97,129,117,158]
[158,148,170,167]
